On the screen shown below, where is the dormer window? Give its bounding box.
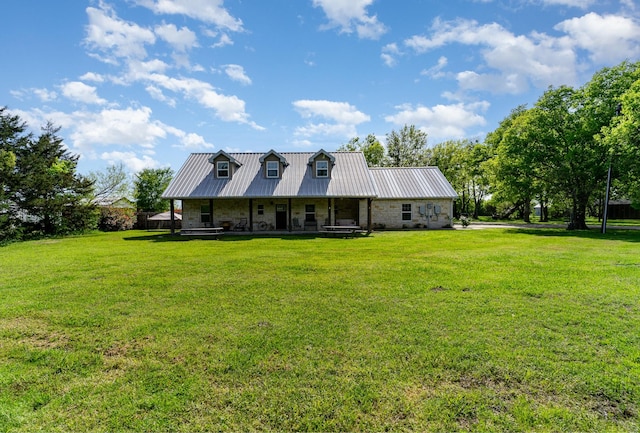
[266,161,279,178]
[217,161,229,178]
[316,160,329,178]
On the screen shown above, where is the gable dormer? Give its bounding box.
[259,149,288,179]
[208,150,242,180]
[308,149,335,179]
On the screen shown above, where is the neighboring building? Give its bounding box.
[93,196,135,209]
[161,150,457,233]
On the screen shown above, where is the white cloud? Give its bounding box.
[154,22,198,52]
[541,0,595,7]
[384,102,489,140]
[101,151,160,172]
[134,0,243,32]
[59,81,107,105]
[174,132,214,150]
[312,0,387,39]
[421,56,448,78]
[145,74,263,129]
[31,88,58,102]
[223,64,252,85]
[404,18,577,93]
[381,43,401,67]
[84,4,156,62]
[79,72,105,83]
[293,100,370,138]
[555,13,640,63]
[211,33,233,48]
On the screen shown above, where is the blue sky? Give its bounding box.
[3,0,639,175]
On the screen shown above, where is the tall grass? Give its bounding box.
[1,229,639,431]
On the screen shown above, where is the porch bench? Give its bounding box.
[180,227,224,238]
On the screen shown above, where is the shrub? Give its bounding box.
[98,207,136,231]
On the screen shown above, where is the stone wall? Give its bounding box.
[371,199,453,229]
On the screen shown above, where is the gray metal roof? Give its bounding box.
[369,167,458,199]
[162,151,378,199]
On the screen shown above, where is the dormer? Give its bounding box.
[208,150,242,180]
[259,149,288,179]
[308,149,335,179]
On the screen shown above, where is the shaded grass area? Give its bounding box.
[1,229,639,431]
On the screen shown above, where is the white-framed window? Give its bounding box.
[266,161,279,178]
[402,204,412,221]
[217,161,229,178]
[316,160,328,177]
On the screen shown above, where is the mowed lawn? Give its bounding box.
[1,229,639,432]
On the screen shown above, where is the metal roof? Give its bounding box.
[369,167,458,199]
[162,151,378,199]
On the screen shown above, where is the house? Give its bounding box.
[161,149,457,233]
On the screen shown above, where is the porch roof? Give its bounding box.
[162,151,378,199]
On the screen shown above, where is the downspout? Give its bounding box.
[367,198,372,233]
[288,198,292,232]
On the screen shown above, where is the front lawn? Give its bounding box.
[1,229,639,431]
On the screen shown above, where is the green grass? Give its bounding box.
[1,229,639,431]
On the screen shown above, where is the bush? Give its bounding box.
[98,207,136,231]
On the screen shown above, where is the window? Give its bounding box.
[305,204,316,222]
[266,161,279,178]
[402,204,412,221]
[316,160,328,177]
[200,204,211,223]
[217,161,229,178]
[257,204,264,215]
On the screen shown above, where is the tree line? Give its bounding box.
[0,107,173,242]
[341,60,640,230]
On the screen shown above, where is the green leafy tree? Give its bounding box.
[599,76,640,207]
[385,125,429,167]
[487,61,640,229]
[13,122,96,235]
[134,168,174,212]
[431,139,492,218]
[338,134,385,167]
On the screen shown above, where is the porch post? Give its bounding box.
[288,198,292,232]
[367,198,373,232]
[170,199,175,234]
[249,199,253,232]
[209,199,214,227]
[328,198,332,226]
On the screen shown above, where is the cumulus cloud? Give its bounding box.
[223,64,252,85]
[312,0,387,39]
[293,99,370,138]
[555,13,640,63]
[384,102,489,140]
[84,4,156,62]
[154,22,198,52]
[101,150,160,172]
[134,0,243,32]
[401,13,640,95]
[59,81,107,105]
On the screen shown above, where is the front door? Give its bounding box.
[275,204,287,230]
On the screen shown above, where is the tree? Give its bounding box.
[599,75,640,207]
[385,125,429,167]
[134,168,173,212]
[89,162,132,201]
[431,139,492,218]
[486,61,640,229]
[13,122,96,235]
[338,134,385,167]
